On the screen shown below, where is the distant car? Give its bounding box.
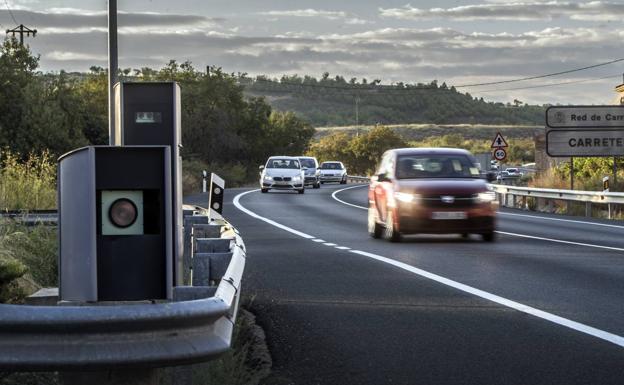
[259,156,305,194]
[504,168,522,177]
[298,156,321,189]
[496,170,509,181]
[319,161,347,184]
[368,148,497,242]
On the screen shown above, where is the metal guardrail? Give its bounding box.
[347,175,370,183]
[490,184,624,217]
[0,207,246,371]
[0,210,58,225]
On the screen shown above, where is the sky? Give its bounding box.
[1,0,624,105]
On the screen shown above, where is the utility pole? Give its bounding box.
[108,0,118,145]
[5,24,37,45]
[355,94,360,127]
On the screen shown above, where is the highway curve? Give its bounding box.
[186,184,624,385]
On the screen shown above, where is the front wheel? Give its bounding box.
[298,188,305,194]
[261,188,269,193]
[368,207,383,238]
[482,232,496,242]
[340,176,347,184]
[313,181,320,189]
[383,211,401,242]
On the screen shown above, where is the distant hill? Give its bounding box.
[241,75,546,127]
[315,124,541,141]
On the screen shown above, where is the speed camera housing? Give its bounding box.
[58,146,173,302]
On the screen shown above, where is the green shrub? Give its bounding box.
[183,159,251,195]
[0,150,56,211]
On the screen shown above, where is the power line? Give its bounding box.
[472,74,621,94]
[3,0,18,25]
[454,58,624,88]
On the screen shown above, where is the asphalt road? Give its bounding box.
[186,184,624,385]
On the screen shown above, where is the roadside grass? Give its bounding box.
[0,221,57,304]
[0,150,57,211]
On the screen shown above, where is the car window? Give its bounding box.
[396,155,480,179]
[321,162,340,170]
[267,159,300,169]
[299,158,316,168]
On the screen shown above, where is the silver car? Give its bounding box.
[298,156,321,189]
[260,156,305,194]
[319,161,347,184]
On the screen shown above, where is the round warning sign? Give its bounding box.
[494,148,507,161]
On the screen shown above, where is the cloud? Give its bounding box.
[379,1,624,21]
[258,8,372,24]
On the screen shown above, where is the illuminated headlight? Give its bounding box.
[264,175,273,181]
[394,192,421,203]
[476,191,496,203]
[292,175,302,182]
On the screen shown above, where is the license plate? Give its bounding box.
[431,211,467,220]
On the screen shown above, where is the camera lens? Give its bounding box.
[109,198,138,228]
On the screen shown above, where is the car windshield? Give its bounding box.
[299,159,316,168]
[321,163,342,170]
[267,159,300,169]
[395,155,480,179]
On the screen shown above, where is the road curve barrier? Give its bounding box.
[347,175,371,183]
[490,184,624,218]
[0,205,246,372]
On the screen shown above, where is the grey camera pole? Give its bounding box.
[108,0,118,145]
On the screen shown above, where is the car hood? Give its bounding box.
[396,178,488,195]
[264,168,302,177]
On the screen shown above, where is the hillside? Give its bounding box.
[242,75,546,127]
[315,124,541,141]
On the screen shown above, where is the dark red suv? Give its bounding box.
[368,148,497,242]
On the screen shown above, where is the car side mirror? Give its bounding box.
[259,165,264,170]
[378,173,390,182]
[486,171,497,182]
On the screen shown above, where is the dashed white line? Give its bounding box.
[312,239,325,243]
[335,246,351,250]
[234,188,624,349]
[324,243,337,247]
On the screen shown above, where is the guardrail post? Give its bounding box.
[510,194,516,208]
[547,199,553,213]
[585,202,592,217]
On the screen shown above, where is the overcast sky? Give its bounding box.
[2,0,624,105]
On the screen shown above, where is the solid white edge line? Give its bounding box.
[331,184,368,210]
[331,185,624,252]
[232,189,315,239]
[496,231,624,252]
[349,249,624,348]
[499,211,624,229]
[233,189,624,348]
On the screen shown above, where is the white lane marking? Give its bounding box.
[496,231,624,252]
[324,243,338,246]
[312,239,326,243]
[331,185,624,252]
[499,211,624,229]
[336,246,351,250]
[233,189,624,348]
[331,184,368,210]
[233,189,315,239]
[349,249,624,348]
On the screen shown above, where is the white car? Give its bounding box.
[260,156,305,194]
[319,161,347,184]
[504,168,523,177]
